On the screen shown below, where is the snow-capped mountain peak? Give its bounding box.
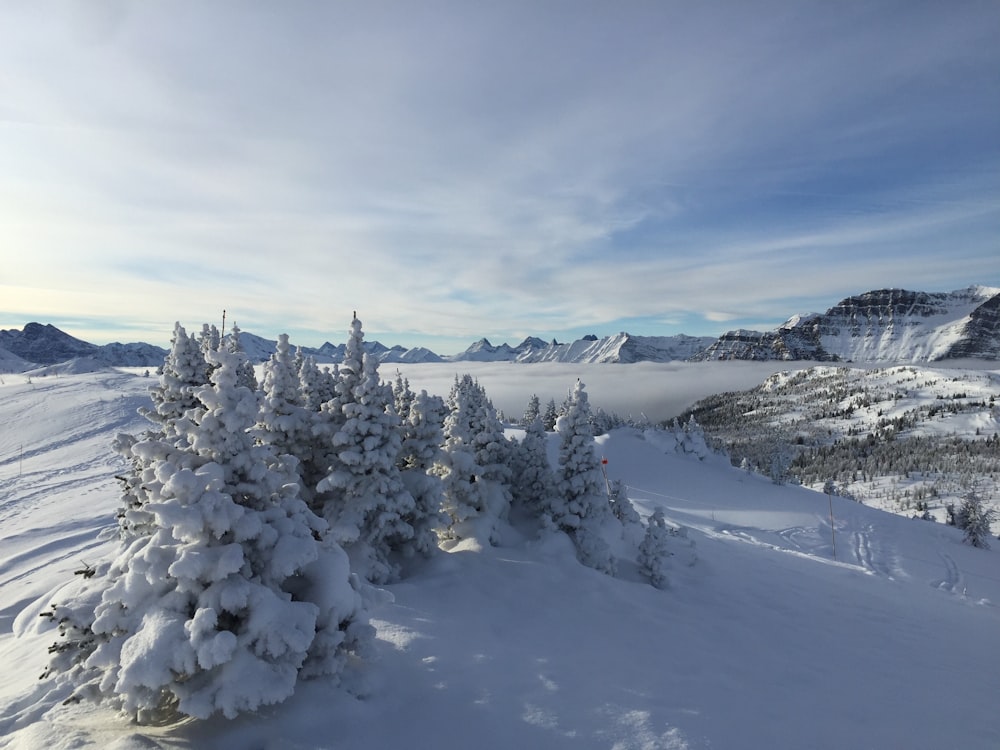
[696,286,1000,362]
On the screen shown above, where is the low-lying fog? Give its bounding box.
[392,361,801,423]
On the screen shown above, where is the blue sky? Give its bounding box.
[2,0,998,354]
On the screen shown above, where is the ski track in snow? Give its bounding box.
[934,552,966,596]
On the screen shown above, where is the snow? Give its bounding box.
[2,367,999,749]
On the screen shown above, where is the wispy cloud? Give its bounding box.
[1,1,997,351]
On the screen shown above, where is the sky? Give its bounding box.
[1,0,998,355]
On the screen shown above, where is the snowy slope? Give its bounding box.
[684,363,1000,521]
[1,370,998,749]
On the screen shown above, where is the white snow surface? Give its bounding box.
[1,368,998,749]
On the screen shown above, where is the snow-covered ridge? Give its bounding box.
[695,285,1000,362]
[0,323,168,370]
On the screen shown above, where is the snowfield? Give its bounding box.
[1,368,998,749]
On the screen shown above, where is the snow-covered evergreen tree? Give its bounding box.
[609,478,641,527]
[435,375,509,546]
[523,393,541,426]
[316,318,417,583]
[551,380,616,574]
[142,322,209,440]
[675,416,710,460]
[45,348,371,721]
[120,323,210,542]
[256,334,316,500]
[956,491,996,549]
[299,356,338,412]
[638,509,671,589]
[227,323,258,391]
[199,323,221,358]
[510,416,557,524]
[542,398,559,431]
[397,388,447,557]
[392,372,416,423]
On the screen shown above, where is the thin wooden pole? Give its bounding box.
[828,491,837,561]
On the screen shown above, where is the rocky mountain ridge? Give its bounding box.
[694,286,1000,362]
[3,285,998,371]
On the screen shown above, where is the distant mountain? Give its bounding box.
[450,336,546,362]
[693,286,1000,362]
[0,323,168,368]
[234,333,443,365]
[448,333,715,364]
[4,285,997,372]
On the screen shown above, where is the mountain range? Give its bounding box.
[2,285,998,372]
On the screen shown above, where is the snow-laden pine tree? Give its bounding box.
[542,398,559,431]
[44,348,371,721]
[120,323,211,542]
[435,375,510,546]
[467,378,513,495]
[299,355,337,412]
[256,334,316,501]
[316,317,417,584]
[141,322,209,439]
[396,388,447,557]
[609,478,641,527]
[522,393,541,426]
[227,323,258,391]
[551,380,616,574]
[510,416,557,525]
[199,323,221,359]
[678,415,710,460]
[957,491,997,549]
[392,372,416,424]
[638,509,671,589]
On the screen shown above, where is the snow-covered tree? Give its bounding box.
[199,323,221,359]
[523,393,541,426]
[677,416,710,460]
[120,323,210,541]
[298,356,332,412]
[397,389,447,557]
[510,416,557,524]
[316,318,417,583]
[392,373,416,423]
[609,478,641,527]
[956,491,996,549]
[256,334,316,500]
[551,380,616,574]
[435,375,509,546]
[638,509,671,589]
[44,348,371,721]
[227,323,258,391]
[542,398,559,432]
[142,323,209,439]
